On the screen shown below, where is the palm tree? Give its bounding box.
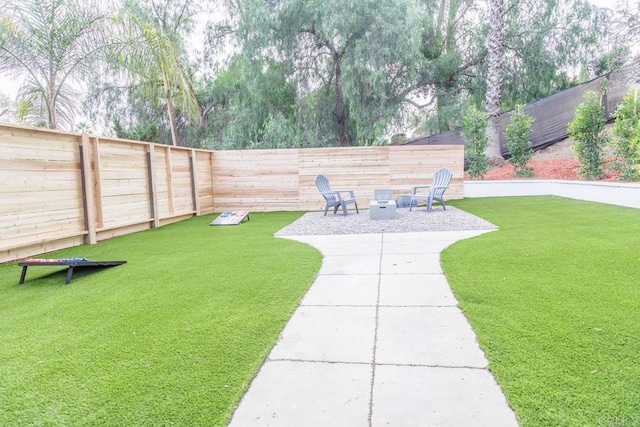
[115,0,201,146]
[0,0,114,130]
[484,0,506,165]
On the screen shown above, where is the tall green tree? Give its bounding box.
[413,0,485,135]
[497,0,608,108]
[413,0,606,138]
[587,1,637,78]
[229,0,421,146]
[0,0,114,130]
[611,0,640,49]
[109,0,201,146]
[194,57,299,150]
[207,0,607,149]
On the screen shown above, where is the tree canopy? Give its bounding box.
[227,0,423,146]
[0,0,114,130]
[0,0,634,148]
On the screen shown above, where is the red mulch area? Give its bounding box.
[467,159,624,181]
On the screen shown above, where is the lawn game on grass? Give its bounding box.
[18,258,127,285]
[210,210,250,225]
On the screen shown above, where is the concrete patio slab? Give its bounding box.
[381,229,493,242]
[280,233,382,246]
[229,360,371,427]
[229,229,518,426]
[371,365,519,426]
[301,274,379,306]
[380,253,442,274]
[378,274,457,307]
[269,306,376,363]
[382,239,458,255]
[304,240,383,256]
[375,306,489,367]
[320,254,382,275]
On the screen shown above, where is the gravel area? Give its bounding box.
[275,206,497,236]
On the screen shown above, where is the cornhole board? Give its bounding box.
[210,211,250,226]
[18,258,127,285]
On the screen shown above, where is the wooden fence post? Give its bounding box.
[165,146,175,216]
[79,133,97,244]
[190,149,200,215]
[210,152,216,213]
[92,137,104,230]
[147,144,160,228]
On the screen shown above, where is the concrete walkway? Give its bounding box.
[229,230,519,427]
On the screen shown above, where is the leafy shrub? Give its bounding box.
[568,91,608,180]
[611,87,640,181]
[505,104,535,177]
[462,106,489,179]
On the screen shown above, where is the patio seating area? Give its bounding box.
[275,206,497,236]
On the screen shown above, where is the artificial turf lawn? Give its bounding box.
[444,196,640,427]
[0,212,322,426]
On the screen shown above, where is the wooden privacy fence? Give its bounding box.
[1,126,215,262]
[214,146,464,211]
[0,124,464,263]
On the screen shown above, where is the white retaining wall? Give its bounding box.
[464,180,640,210]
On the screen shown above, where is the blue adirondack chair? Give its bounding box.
[315,175,359,216]
[409,167,453,212]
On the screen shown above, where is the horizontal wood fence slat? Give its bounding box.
[0,123,463,263]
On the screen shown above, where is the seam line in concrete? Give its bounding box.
[314,272,444,276]
[379,304,459,308]
[379,305,461,309]
[375,362,488,370]
[299,304,458,308]
[367,233,384,427]
[264,358,488,371]
[266,358,371,365]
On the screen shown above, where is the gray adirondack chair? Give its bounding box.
[409,167,453,212]
[315,174,359,216]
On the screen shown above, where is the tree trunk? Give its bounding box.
[48,99,57,129]
[164,73,179,146]
[333,56,350,147]
[484,0,506,165]
[48,80,57,129]
[166,95,180,146]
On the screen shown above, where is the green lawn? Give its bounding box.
[0,212,322,426]
[444,196,640,427]
[3,199,640,426]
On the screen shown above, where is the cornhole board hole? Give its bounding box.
[18,258,127,285]
[210,211,250,226]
